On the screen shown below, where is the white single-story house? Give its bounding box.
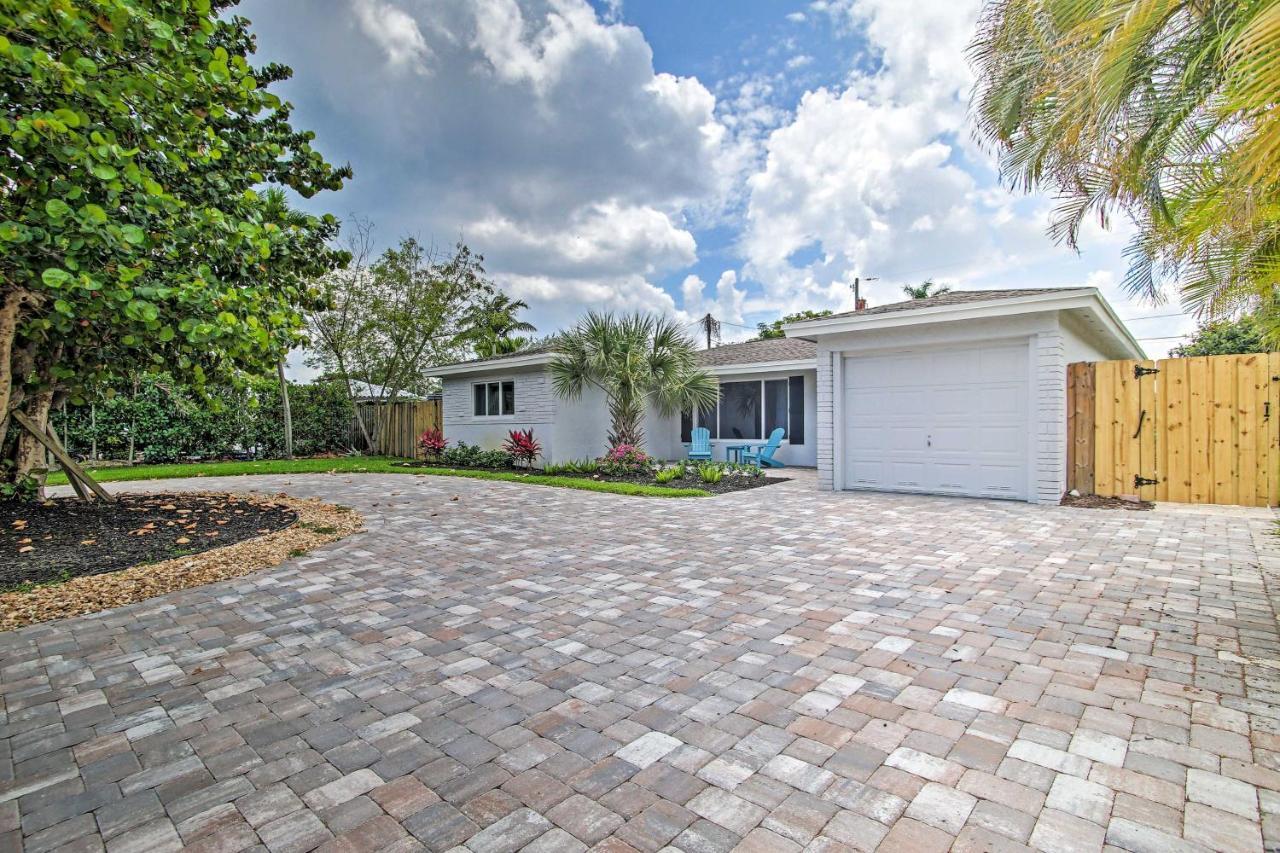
[427,336,818,467]
[427,287,1143,503]
[784,287,1143,504]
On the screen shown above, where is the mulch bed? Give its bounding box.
[0,494,297,590]
[1061,492,1154,511]
[578,470,786,495]
[0,493,364,631]
[402,462,787,495]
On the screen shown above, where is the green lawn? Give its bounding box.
[49,457,710,498]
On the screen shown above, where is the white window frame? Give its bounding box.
[472,379,516,418]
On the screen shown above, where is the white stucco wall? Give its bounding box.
[441,367,559,459]
[441,365,819,466]
[811,312,1083,504]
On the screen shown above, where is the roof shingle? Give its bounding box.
[796,288,1093,324]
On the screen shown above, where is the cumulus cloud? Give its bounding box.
[352,0,431,74]
[241,0,733,330]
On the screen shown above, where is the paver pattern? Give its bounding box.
[2,471,1280,853]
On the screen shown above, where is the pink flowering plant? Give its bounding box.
[598,443,651,476]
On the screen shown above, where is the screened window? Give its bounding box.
[689,375,805,444]
[720,381,761,440]
[473,380,515,416]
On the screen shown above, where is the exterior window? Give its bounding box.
[473,380,515,416]
[692,376,805,443]
[765,379,788,437]
[720,381,761,440]
[788,375,805,445]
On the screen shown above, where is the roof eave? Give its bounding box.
[781,289,1145,359]
[704,359,815,376]
[424,352,556,377]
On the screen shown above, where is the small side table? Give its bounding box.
[725,444,750,463]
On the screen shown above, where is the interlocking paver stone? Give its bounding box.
[2,473,1278,853]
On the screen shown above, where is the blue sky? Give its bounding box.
[237,0,1196,362]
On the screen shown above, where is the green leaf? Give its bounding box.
[41,268,71,287]
[120,224,145,245]
[80,203,108,223]
[45,199,71,218]
[90,163,117,180]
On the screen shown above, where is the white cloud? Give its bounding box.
[243,0,735,331]
[353,0,431,74]
[680,270,747,328]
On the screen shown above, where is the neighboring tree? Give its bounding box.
[306,234,495,451]
[756,310,834,339]
[455,292,537,358]
[2,1,349,494]
[1172,315,1270,357]
[970,0,1279,329]
[260,187,312,460]
[550,313,719,449]
[903,280,951,300]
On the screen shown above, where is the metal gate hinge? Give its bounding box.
[1134,475,1158,488]
[1134,365,1160,378]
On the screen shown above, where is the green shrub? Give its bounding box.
[698,463,724,484]
[59,375,354,462]
[655,467,682,484]
[440,441,514,469]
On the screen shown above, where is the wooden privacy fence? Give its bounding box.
[353,399,441,459]
[1067,353,1280,506]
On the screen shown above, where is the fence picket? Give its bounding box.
[1068,354,1277,507]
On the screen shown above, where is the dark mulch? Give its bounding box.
[1061,492,1154,511]
[580,470,786,495]
[400,461,786,495]
[0,494,297,591]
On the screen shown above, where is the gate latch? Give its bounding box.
[1134,475,1159,488]
[1134,365,1160,378]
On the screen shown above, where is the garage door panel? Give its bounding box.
[980,384,1025,415]
[842,343,1029,500]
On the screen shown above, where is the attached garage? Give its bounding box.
[843,342,1030,500]
[785,289,1145,504]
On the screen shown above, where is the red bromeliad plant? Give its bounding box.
[503,429,542,468]
[418,428,447,461]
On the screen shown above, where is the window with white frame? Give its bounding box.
[472,380,515,416]
[681,376,805,444]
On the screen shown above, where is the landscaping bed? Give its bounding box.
[0,493,298,590]
[1061,492,1154,511]
[402,461,785,495]
[0,493,363,630]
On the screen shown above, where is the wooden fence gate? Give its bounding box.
[1067,353,1280,506]
[354,400,442,459]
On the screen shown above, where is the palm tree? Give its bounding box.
[903,279,951,300]
[550,312,719,449]
[457,292,537,358]
[970,0,1280,330]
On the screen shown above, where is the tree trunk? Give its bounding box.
[277,357,293,459]
[0,289,34,451]
[15,388,54,498]
[607,400,645,449]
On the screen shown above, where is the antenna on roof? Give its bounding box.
[853,276,877,311]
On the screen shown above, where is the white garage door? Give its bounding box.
[842,342,1029,499]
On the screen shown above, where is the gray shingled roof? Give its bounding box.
[802,288,1093,323]
[432,332,815,372]
[695,336,815,367]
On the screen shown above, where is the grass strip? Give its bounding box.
[48,457,711,497]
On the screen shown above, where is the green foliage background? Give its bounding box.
[57,377,352,462]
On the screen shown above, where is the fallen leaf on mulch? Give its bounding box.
[0,495,364,631]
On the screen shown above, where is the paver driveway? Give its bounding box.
[2,473,1280,853]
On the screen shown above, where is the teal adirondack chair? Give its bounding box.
[742,427,786,468]
[687,427,712,462]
